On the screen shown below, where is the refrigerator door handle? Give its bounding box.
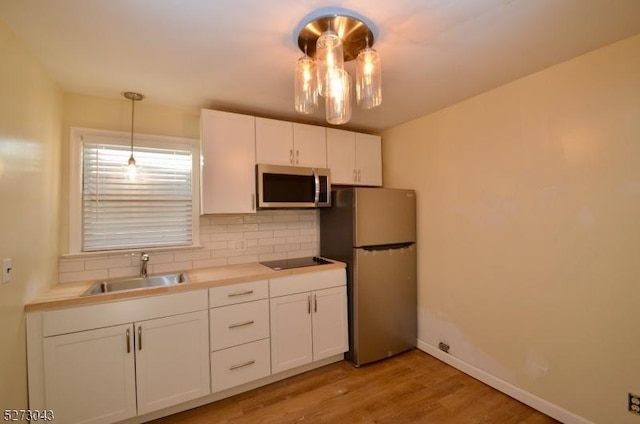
[362,242,414,251]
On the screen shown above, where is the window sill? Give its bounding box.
[62,244,204,260]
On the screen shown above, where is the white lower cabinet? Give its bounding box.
[43,324,137,424]
[269,270,348,374]
[209,282,271,393]
[28,269,348,423]
[135,311,210,415]
[31,290,210,424]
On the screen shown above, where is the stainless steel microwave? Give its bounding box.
[256,164,331,208]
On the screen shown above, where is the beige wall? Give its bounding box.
[382,34,640,423]
[0,21,63,407]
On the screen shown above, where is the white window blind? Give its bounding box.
[82,139,194,252]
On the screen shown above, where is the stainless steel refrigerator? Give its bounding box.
[320,187,417,366]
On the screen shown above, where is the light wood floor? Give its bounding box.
[150,349,560,424]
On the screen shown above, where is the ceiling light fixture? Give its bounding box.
[123,91,144,180]
[294,9,381,125]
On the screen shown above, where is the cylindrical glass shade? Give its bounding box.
[356,47,382,109]
[326,69,351,125]
[316,29,344,97]
[294,54,318,114]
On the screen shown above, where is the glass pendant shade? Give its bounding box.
[326,69,352,125]
[316,29,344,97]
[356,47,382,109]
[294,54,318,114]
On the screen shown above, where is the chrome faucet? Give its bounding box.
[140,252,150,277]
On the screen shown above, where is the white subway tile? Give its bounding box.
[193,258,228,269]
[148,252,175,264]
[209,215,244,225]
[258,222,288,231]
[273,229,300,238]
[85,257,132,271]
[173,250,210,262]
[274,243,301,253]
[151,261,193,274]
[273,214,299,223]
[228,255,260,265]
[243,215,274,224]
[210,232,244,241]
[59,259,85,273]
[200,224,228,234]
[258,237,288,246]
[228,223,259,232]
[203,241,229,251]
[59,269,108,284]
[243,230,274,239]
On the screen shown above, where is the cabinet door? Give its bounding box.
[293,123,326,168]
[255,117,294,166]
[135,310,210,415]
[270,293,313,374]
[312,286,349,361]
[201,109,256,214]
[355,133,382,186]
[326,128,356,184]
[43,324,136,424]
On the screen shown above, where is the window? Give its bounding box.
[69,128,200,253]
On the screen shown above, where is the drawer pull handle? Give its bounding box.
[228,290,254,297]
[228,320,255,329]
[229,360,256,371]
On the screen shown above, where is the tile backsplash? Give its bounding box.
[58,210,319,284]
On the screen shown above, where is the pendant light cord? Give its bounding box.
[129,96,135,158]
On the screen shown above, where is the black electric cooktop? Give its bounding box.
[260,256,332,271]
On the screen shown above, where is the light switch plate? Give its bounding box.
[2,258,12,284]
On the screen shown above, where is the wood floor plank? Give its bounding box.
[149,349,560,424]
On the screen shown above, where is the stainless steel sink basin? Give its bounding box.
[82,272,189,296]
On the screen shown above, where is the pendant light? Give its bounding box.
[315,22,344,98]
[294,10,381,125]
[356,42,382,109]
[123,92,144,180]
[326,69,351,125]
[294,48,318,114]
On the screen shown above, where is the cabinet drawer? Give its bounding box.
[269,269,346,297]
[209,280,268,307]
[210,299,269,351]
[211,338,270,393]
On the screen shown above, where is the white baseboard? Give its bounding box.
[417,340,592,424]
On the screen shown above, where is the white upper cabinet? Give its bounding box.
[200,109,256,214]
[355,132,383,186]
[256,117,326,168]
[292,123,327,168]
[326,128,382,186]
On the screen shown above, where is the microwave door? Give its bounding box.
[257,164,330,208]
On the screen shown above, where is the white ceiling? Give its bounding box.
[2,0,640,133]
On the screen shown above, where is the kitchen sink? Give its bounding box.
[82,272,190,296]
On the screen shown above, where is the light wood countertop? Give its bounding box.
[25,260,346,312]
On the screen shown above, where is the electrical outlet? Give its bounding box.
[630,393,640,415]
[438,342,450,354]
[2,258,12,284]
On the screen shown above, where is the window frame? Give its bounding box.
[69,127,200,254]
